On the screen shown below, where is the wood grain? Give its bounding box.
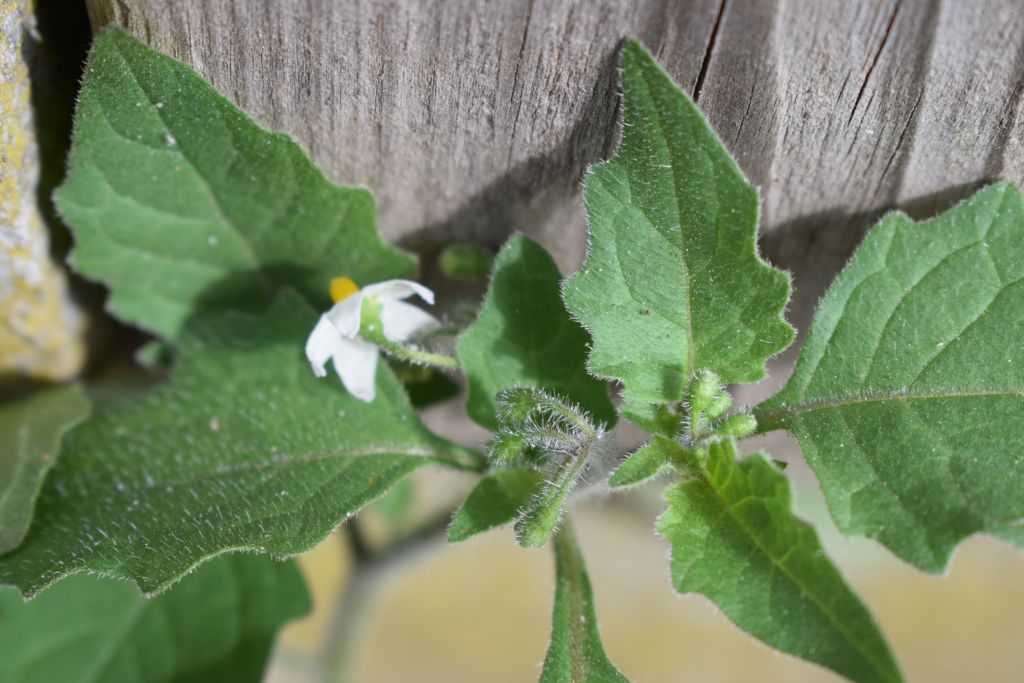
[86,0,1024,324]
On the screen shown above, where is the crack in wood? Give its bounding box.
[693,0,727,104]
[847,0,901,127]
[877,87,925,194]
[506,0,534,167]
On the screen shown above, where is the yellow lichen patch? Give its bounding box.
[330,276,360,303]
[0,0,83,381]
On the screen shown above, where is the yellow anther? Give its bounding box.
[330,276,360,303]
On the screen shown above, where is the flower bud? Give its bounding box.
[717,413,757,439]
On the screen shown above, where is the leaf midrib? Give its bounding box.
[108,39,269,289]
[698,471,897,682]
[632,66,696,378]
[61,443,471,497]
[565,540,587,682]
[0,420,32,532]
[756,387,1024,426]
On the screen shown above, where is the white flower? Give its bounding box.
[305,278,439,402]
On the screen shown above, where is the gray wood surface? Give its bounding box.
[86,0,1024,326]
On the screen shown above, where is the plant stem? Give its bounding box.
[324,509,464,681]
[343,517,371,562]
[359,298,461,370]
[371,334,461,370]
[326,561,376,683]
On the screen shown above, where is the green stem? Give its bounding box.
[441,445,489,473]
[548,519,589,683]
[359,295,461,370]
[516,437,595,547]
[360,327,460,370]
[373,335,460,369]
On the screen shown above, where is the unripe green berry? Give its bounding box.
[438,243,493,280]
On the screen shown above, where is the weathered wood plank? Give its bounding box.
[86,0,1024,323]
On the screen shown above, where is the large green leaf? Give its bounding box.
[0,554,308,683]
[540,523,628,683]
[563,40,792,405]
[0,385,89,553]
[0,292,479,597]
[57,28,412,339]
[756,181,1024,572]
[458,234,615,429]
[657,440,901,683]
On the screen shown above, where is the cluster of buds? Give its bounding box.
[487,387,615,547]
[686,369,757,444]
[609,370,759,489]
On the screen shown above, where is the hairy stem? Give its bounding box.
[371,335,461,370]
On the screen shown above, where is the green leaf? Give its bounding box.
[0,292,479,597]
[618,401,681,437]
[656,440,902,683]
[756,181,1024,572]
[540,523,628,683]
[563,39,792,405]
[607,434,683,488]
[0,554,309,683]
[57,28,412,339]
[0,385,89,554]
[459,234,615,429]
[448,466,542,543]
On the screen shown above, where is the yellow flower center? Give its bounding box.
[330,276,360,303]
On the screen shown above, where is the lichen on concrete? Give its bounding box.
[0,0,83,380]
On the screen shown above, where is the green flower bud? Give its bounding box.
[489,430,527,463]
[717,413,757,439]
[494,386,539,424]
[690,369,727,419]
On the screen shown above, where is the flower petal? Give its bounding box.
[324,291,366,338]
[305,315,342,377]
[361,279,435,305]
[380,299,441,342]
[330,335,380,402]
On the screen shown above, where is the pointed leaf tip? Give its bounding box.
[563,39,793,405]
